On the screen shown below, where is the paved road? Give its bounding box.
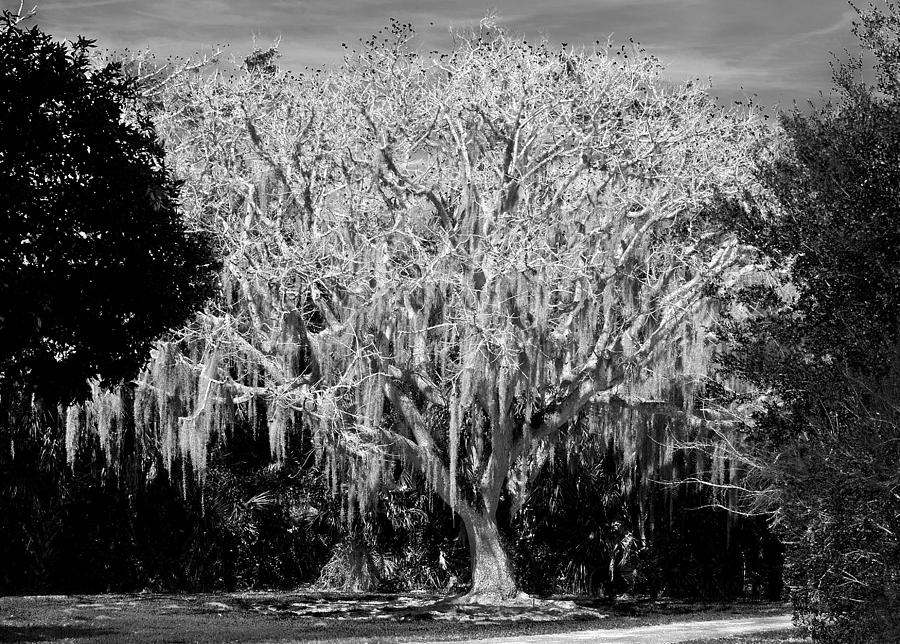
[440,614,795,644]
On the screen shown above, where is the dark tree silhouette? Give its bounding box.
[0,9,218,402]
[716,4,900,641]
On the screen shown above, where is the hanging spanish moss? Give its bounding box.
[57,19,768,600]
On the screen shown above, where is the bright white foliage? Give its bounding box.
[65,23,767,519]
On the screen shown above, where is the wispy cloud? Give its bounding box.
[5,0,860,105]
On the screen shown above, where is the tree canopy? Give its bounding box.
[0,9,219,402]
[63,20,765,601]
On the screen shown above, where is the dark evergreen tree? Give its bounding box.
[717,4,900,641]
[0,8,218,403]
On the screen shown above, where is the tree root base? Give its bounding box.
[440,590,583,609]
[447,590,530,606]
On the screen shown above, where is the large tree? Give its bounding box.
[0,6,218,403]
[67,21,763,601]
[713,3,900,640]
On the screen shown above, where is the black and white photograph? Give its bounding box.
[0,1,896,642]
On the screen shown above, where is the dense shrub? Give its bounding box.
[0,405,335,593]
[509,433,782,600]
[774,384,900,643]
[1,398,781,598]
[716,4,900,641]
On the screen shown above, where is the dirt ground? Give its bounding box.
[0,592,792,644]
[436,616,796,644]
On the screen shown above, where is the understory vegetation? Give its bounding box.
[0,417,781,599]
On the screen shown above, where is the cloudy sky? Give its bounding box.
[14,0,861,109]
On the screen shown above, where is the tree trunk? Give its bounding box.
[344,534,379,592]
[460,507,520,603]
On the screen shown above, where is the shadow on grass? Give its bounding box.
[0,624,117,642]
[0,594,792,644]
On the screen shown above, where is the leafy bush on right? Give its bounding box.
[717,4,900,642]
